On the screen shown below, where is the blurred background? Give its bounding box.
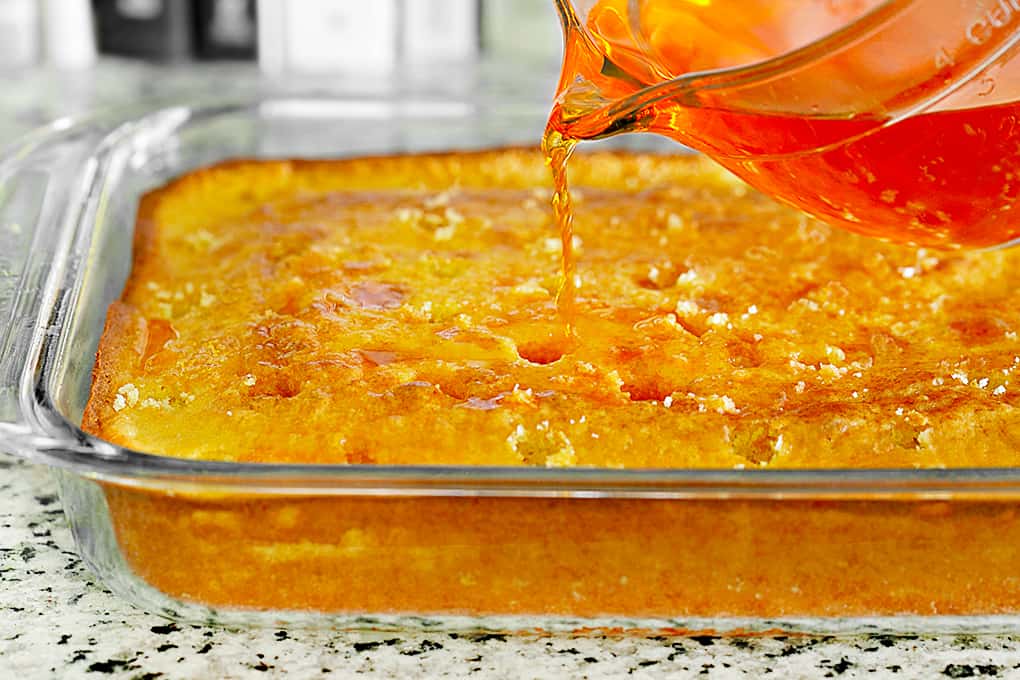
[0,0,563,69]
[0,0,565,142]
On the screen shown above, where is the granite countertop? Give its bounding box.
[4,455,1020,679]
[2,60,1020,679]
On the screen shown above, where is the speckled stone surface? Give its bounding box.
[3,60,1020,678]
[4,457,1020,679]
[3,456,1020,679]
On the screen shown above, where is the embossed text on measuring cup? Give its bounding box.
[932,1,1020,69]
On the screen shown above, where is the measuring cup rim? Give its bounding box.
[555,0,1020,158]
[554,0,913,119]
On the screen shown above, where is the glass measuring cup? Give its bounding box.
[547,0,1020,248]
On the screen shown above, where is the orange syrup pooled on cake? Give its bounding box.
[545,0,1020,252]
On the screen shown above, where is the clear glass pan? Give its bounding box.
[2,93,1020,633]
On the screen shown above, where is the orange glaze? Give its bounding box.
[542,131,579,333]
[550,99,1020,248]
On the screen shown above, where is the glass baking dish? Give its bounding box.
[2,92,1020,634]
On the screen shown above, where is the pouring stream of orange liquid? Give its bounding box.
[542,131,578,330]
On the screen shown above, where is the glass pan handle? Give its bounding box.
[0,121,99,461]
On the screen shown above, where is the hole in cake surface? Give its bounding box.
[141,318,179,369]
[456,395,504,411]
[247,371,302,399]
[635,276,665,291]
[516,340,567,365]
[949,316,1012,347]
[622,381,674,402]
[346,281,406,310]
[634,263,679,291]
[726,339,764,369]
[357,349,400,367]
[342,260,388,274]
[733,423,780,465]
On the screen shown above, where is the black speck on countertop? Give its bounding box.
[690,635,719,647]
[469,633,508,643]
[148,624,178,635]
[943,664,1003,677]
[86,658,137,674]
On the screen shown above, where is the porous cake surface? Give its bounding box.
[83,149,1020,468]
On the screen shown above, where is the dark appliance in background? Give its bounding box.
[93,0,255,61]
[93,0,193,61]
[193,0,256,60]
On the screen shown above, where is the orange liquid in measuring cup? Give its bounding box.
[552,99,1020,248]
[544,0,1020,270]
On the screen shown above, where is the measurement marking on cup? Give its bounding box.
[966,0,1020,46]
[935,47,955,69]
[938,0,1020,70]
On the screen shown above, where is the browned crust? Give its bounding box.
[82,301,148,441]
[120,186,168,303]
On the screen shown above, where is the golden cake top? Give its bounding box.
[83,149,1020,468]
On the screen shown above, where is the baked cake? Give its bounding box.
[83,149,1020,469]
[83,149,1020,619]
